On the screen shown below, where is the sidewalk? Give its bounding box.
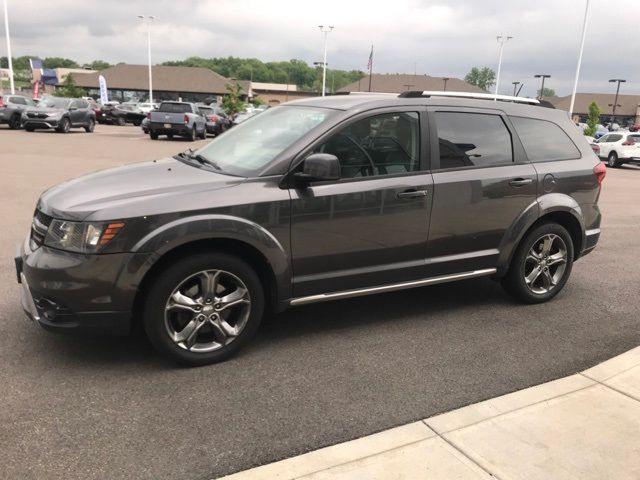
[219,346,640,480]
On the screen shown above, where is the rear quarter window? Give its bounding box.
[510,116,581,162]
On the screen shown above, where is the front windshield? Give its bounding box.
[195,106,335,176]
[39,98,71,109]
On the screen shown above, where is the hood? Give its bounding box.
[26,106,67,115]
[39,157,245,221]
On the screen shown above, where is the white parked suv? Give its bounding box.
[595,132,640,168]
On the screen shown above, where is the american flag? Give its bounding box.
[367,45,373,71]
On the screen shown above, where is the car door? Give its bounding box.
[425,108,538,276]
[289,108,433,297]
[596,134,611,158]
[68,100,83,125]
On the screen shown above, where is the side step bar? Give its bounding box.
[289,268,497,306]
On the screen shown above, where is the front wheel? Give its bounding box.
[116,116,126,126]
[8,114,21,130]
[143,253,265,366]
[56,117,70,133]
[502,222,574,304]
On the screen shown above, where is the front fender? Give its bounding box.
[121,214,291,304]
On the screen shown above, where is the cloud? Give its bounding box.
[3,0,639,97]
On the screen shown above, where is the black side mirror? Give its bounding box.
[294,153,341,184]
[69,106,78,111]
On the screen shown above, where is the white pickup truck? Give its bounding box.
[148,101,206,141]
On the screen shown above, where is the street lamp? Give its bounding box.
[494,35,513,100]
[512,81,520,96]
[137,15,154,104]
[534,74,551,99]
[442,77,450,91]
[609,79,626,123]
[2,0,14,94]
[569,0,591,117]
[318,25,333,97]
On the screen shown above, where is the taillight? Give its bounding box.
[591,144,600,154]
[0,97,5,109]
[594,162,606,186]
[184,114,189,124]
[146,112,151,119]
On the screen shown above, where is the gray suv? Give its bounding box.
[22,97,96,133]
[15,92,605,365]
[0,94,35,129]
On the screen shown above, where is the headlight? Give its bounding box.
[47,112,62,119]
[44,220,125,253]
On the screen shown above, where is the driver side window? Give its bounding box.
[314,112,420,179]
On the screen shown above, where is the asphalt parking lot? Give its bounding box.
[1,124,639,480]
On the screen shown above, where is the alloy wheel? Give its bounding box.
[523,234,568,295]
[164,269,251,353]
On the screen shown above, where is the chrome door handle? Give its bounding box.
[397,189,428,199]
[509,178,534,187]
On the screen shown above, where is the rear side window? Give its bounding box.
[608,134,623,143]
[435,112,513,169]
[510,117,581,162]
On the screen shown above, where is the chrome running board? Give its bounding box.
[289,268,497,306]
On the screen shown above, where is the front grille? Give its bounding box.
[30,209,52,249]
[27,112,48,119]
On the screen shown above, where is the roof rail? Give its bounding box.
[398,91,540,105]
[335,91,396,96]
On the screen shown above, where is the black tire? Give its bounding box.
[116,116,126,126]
[150,131,159,140]
[607,151,621,168]
[167,133,174,139]
[133,121,141,126]
[84,118,95,133]
[143,252,265,366]
[502,222,574,304]
[187,126,196,142]
[25,126,35,132]
[8,114,21,130]
[199,125,206,139]
[56,117,70,133]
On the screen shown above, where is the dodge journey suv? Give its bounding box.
[15,91,605,365]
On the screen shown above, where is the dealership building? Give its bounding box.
[550,93,640,126]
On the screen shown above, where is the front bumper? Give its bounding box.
[149,122,191,135]
[22,119,59,129]
[16,238,152,335]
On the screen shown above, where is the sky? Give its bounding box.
[3,0,638,98]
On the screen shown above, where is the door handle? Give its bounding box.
[509,178,534,187]
[397,189,429,199]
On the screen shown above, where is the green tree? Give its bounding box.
[464,67,496,92]
[87,60,111,70]
[222,82,245,116]
[537,87,555,98]
[42,57,80,69]
[584,102,601,137]
[54,74,85,98]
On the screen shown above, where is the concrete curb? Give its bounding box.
[218,346,640,479]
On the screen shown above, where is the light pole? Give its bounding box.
[512,81,520,96]
[534,74,551,99]
[3,0,14,94]
[494,35,512,100]
[609,78,626,124]
[569,0,591,117]
[318,25,333,97]
[442,77,450,91]
[138,15,154,103]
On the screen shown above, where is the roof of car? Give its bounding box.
[285,92,569,122]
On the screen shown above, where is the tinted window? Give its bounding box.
[510,117,580,162]
[435,112,512,169]
[159,102,192,113]
[10,96,26,105]
[628,135,640,143]
[77,100,89,109]
[314,112,420,178]
[609,134,623,143]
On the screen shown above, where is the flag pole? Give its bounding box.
[368,45,373,92]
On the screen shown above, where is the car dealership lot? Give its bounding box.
[1,125,640,480]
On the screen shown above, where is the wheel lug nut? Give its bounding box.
[206,298,212,303]
[215,304,221,309]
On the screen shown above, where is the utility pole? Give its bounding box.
[494,35,513,100]
[318,25,333,97]
[534,74,551,99]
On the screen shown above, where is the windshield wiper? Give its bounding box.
[174,150,222,170]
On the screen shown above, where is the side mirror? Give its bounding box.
[69,106,78,111]
[294,153,341,184]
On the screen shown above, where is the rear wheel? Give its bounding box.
[199,125,206,139]
[502,222,574,304]
[116,116,126,126]
[84,118,95,133]
[150,131,159,140]
[143,252,265,366]
[607,151,621,168]
[187,126,196,142]
[8,114,21,130]
[25,126,35,132]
